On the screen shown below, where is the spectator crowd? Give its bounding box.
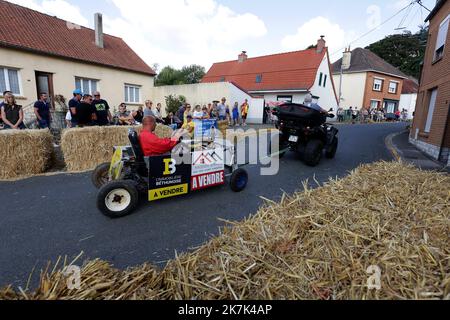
[0,90,252,132]
[336,106,411,124]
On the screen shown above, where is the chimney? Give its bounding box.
[342,47,352,70]
[316,35,326,53]
[95,13,104,48]
[238,51,248,63]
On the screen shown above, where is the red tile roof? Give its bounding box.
[0,0,155,76]
[402,78,419,94]
[202,48,326,92]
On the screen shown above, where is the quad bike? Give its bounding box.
[274,103,339,167]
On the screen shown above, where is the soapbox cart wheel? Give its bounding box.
[230,168,249,192]
[92,162,111,189]
[97,180,139,218]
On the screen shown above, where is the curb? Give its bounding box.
[385,131,404,161]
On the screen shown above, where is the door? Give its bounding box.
[35,72,54,107]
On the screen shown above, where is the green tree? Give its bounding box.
[155,66,183,86]
[165,94,186,115]
[180,64,206,84]
[155,64,206,86]
[366,27,428,79]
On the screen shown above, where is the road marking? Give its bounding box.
[385,132,404,162]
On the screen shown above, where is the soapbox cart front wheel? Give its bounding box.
[97,180,139,218]
[92,162,111,189]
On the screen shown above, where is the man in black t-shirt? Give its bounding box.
[34,92,52,129]
[76,94,97,127]
[92,91,112,126]
[69,89,82,126]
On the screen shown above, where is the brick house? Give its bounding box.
[332,48,407,116]
[202,37,339,119]
[410,0,450,165]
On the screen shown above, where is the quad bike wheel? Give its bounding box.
[303,139,324,167]
[325,137,338,159]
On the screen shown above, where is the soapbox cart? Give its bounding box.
[92,128,249,218]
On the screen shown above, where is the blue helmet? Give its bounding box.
[73,89,82,95]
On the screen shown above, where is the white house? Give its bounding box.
[202,36,339,122]
[399,78,419,119]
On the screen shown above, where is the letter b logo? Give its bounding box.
[163,159,177,175]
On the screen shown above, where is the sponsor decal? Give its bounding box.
[194,119,218,139]
[191,171,225,191]
[149,184,188,201]
[192,148,225,176]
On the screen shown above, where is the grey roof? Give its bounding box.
[426,0,447,22]
[332,48,408,78]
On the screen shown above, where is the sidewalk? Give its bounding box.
[388,131,450,172]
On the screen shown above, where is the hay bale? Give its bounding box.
[1,162,449,300]
[0,129,53,180]
[61,125,173,172]
[155,124,173,139]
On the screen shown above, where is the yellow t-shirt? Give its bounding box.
[182,121,195,137]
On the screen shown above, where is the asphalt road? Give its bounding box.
[0,123,406,288]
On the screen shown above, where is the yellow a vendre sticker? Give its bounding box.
[149,184,188,201]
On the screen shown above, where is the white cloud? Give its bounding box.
[390,0,412,11]
[281,17,354,55]
[104,0,267,69]
[7,0,89,27]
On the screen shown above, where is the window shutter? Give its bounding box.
[425,89,438,133]
[0,69,6,93]
[91,81,98,93]
[75,78,81,90]
[436,16,449,52]
[7,69,20,95]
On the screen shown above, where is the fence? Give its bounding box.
[22,102,67,130]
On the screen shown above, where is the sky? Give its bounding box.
[8,0,436,72]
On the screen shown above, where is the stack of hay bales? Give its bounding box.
[61,125,173,172]
[0,130,53,180]
[1,162,449,300]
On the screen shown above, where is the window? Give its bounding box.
[388,81,398,94]
[124,84,141,103]
[277,95,293,103]
[319,72,323,86]
[434,14,449,62]
[256,74,263,83]
[0,67,21,95]
[425,89,438,133]
[373,78,383,91]
[370,100,380,110]
[323,75,327,87]
[219,76,225,82]
[75,77,98,95]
